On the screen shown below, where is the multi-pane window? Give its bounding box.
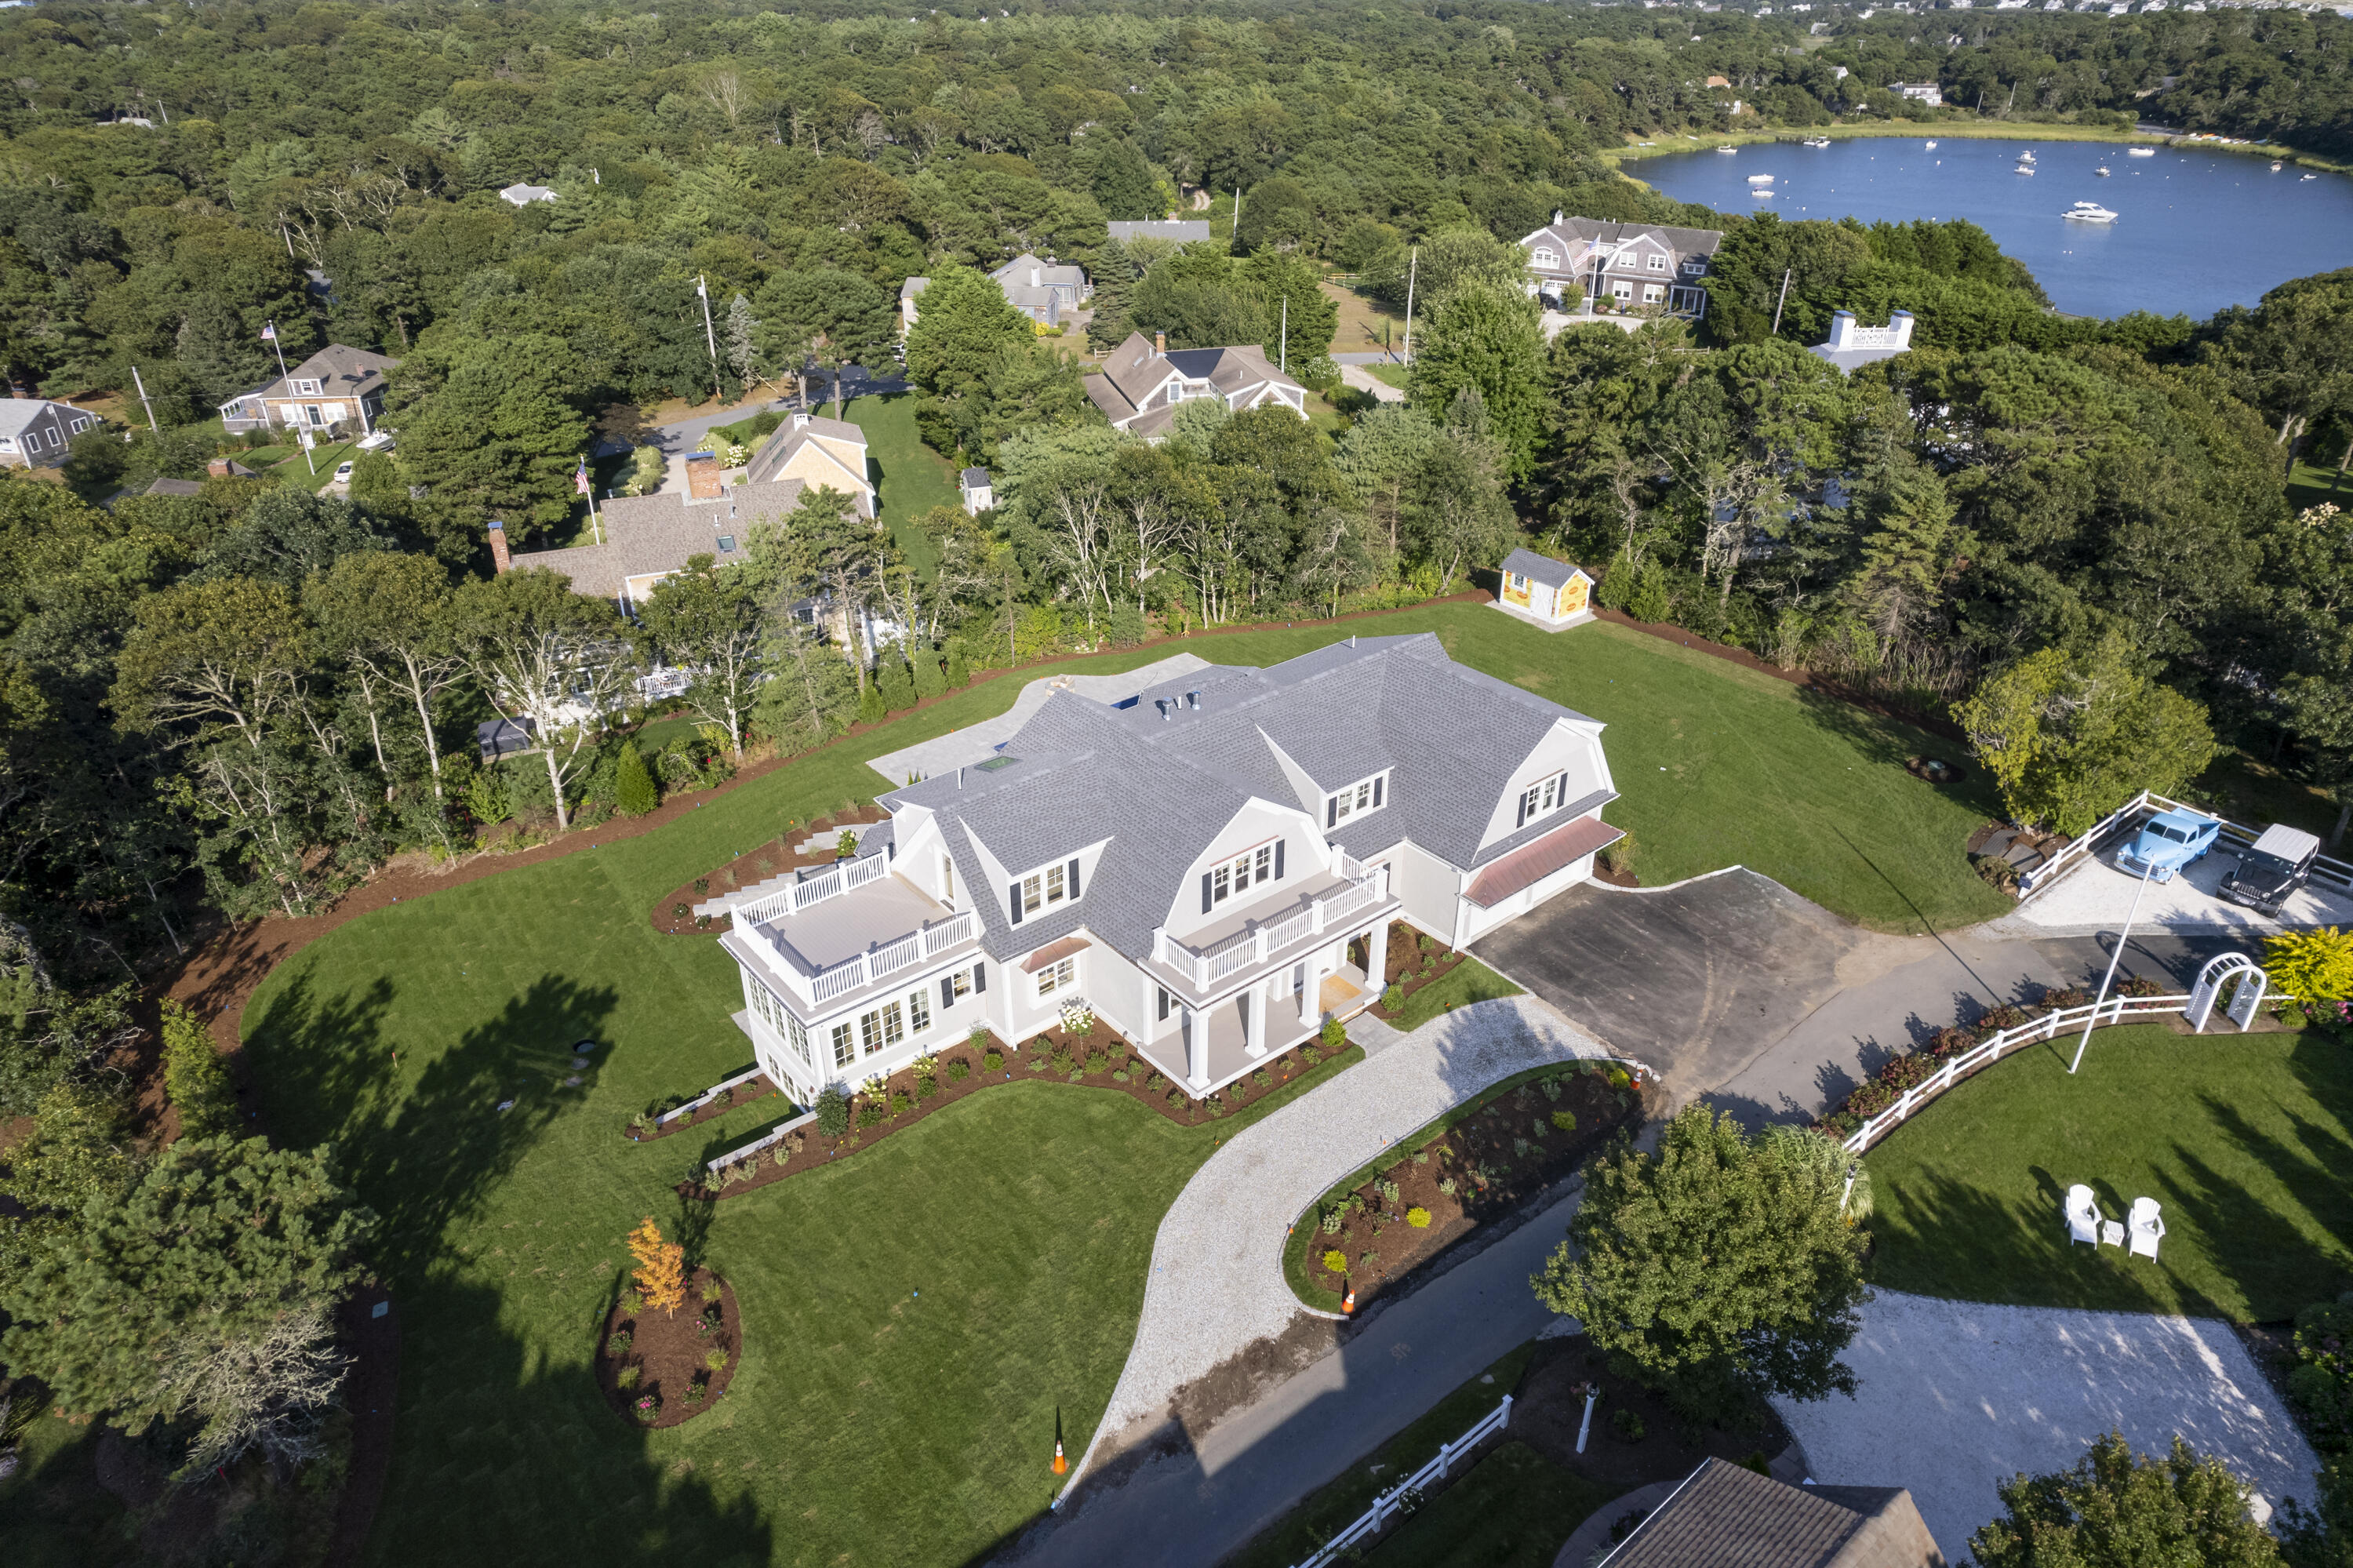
[1328,774,1387,826]
[1517,771,1571,827]
[831,1022,856,1068]
[1211,842,1274,904]
[908,987,932,1033]
[860,1001,905,1056]
[1036,956,1076,998]
[786,1013,810,1067]
[1021,864,1073,914]
[1046,864,1066,903]
[1647,253,1667,271]
[1021,873,1042,915]
[952,968,973,1000]
[1532,246,1558,268]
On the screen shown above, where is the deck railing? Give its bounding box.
[1289,1395,1513,1568]
[806,908,977,1006]
[1157,862,1392,991]
[1839,995,2191,1155]
[2017,788,2353,900]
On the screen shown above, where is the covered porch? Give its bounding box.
[1132,925,1387,1097]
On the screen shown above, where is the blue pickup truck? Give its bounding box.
[2115,809,2222,882]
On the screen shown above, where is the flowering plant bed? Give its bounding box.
[595,1267,741,1429]
[1369,919,1475,1020]
[685,1023,1360,1202]
[627,1071,780,1141]
[1286,1060,1651,1314]
[649,803,891,937]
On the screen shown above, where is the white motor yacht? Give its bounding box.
[2063,200,2118,223]
[1715,144,1737,154]
[2128,146,2156,157]
[2014,160,2036,175]
[1802,136,1832,148]
[1747,173,1775,184]
[2019,150,2036,162]
[1924,139,1937,149]
[2272,161,2285,171]
[2095,166,2111,176]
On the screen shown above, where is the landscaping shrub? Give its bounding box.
[1927,1025,1981,1058]
[1383,983,1404,1010]
[983,1050,1004,1071]
[1302,1044,1323,1065]
[1845,1079,1897,1118]
[2118,974,2166,998]
[1059,996,1095,1035]
[1613,1408,1646,1442]
[682,1381,706,1405]
[1377,1178,1401,1207]
[2286,1294,2353,1450]
[1049,1042,1075,1074]
[606,1330,632,1357]
[2268,927,2353,1010]
[2042,984,2090,1009]
[889,1090,912,1116]
[1321,1209,1343,1234]
[616,1366,640,1390]
[814,1087,849,1137]
[1878,1053,1934,1091]
[1541,1078,1563,1102]
[705,1349,729,1373]
[614,740,660,817]
[159,999,238,1141]
[1979,1003,2032,1032]
[1322,1249,1347,1275]
[1406,1206,1431,1228]
[1551,1110,1577,1133]
[947,1057,971,1082]
[1320,1017,1345,1050]
[1604,1065,1631,1090]
[1438,1177,1457,1196]
[916,1072,939,1100]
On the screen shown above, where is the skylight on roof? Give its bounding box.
[974,756,1018,773]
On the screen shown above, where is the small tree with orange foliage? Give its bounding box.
[627,1217,686,1318]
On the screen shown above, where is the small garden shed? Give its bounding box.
[1497,549,1595,628]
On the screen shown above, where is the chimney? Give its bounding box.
[1154,331,1166,355]
[1889,309,1915,349]
[1827,310,1856,349]
[792,411,812,429]
[685,451,722,500]
[206,456,232,477]
[487,519,511,573]
[1553,209,1564,225]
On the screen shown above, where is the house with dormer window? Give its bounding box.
[1519,214,1722,318]
[218,344,398,435]
[709,635,1619,1106]
[1084,331,1308,441]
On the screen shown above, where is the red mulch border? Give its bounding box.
[595,1268,741,1430]
[1367,919,1470,1021]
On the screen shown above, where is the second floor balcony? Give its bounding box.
[735,857,979,1017]
[1149,853,1396,996]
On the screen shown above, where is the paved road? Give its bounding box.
[647,364,908,457]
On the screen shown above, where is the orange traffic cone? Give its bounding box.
[1052,1438,1067,1475]
[1342,1285,1356,1315]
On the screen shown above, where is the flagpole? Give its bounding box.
[264,322,289,380]
[697,275,722,405]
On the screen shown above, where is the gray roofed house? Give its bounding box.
[1085,330,1307,440]
[1107,219,1213,244]
[1496,548,1596,629]
[713,634,1618,1108]
[504,473,808,611]
[1520,213,1722,318]
[1598,1457,1944,1567]
[899,275,929,333]
[0,398,97,467]
[959,467,994,512]
[218,344,398,434]
[988,253,1090,327]
[499,182,558,206]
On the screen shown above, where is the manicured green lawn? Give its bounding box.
[1363,1441,1613,1566]
[236,601,2006,1563]
[1229,1341,1543,1568]
[842,391,955,579]
[1864,1024,2353,1323]
[268,438,359,492]
[1377,956,1522,1034]
[2290,457,2349,515]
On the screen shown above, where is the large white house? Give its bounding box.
[1084,330,1308,439]
[1518,214,1723,318]
[719,635,1620,1106]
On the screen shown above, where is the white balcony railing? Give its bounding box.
[736,850,889,927]
[794,908,977,1008]
[1154,860,1391,991]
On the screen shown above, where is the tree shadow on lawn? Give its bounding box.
[245,970,620,1282]
[2176,1082,2353,1317]
[370,1278,773,1566]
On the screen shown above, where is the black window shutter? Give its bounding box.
[1373,776,1384,808]
[973,962,986,994]
[1201,872,1213,914]
[1067,857,1081,897]
[1274,840,1286,880]
[1009,883,1024,924]
[1515,794,1527,828]
[940,977,955,1012]
[1326,798,1337,828]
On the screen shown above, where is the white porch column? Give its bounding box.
[1366,919,1390,996]
[1139,970,1156,1046]
[1245,980,1268,1059]
[1185,1006,1208,1090]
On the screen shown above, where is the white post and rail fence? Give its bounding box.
[2018,789,2353,901]
[1287,1395,1514,1568]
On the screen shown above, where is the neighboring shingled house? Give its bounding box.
[714,633,1620,1107]
[1084,331,1307,440]
[988,253,1090,326]
[500,451,809,614]
[1599,1459,1944,1568]
[218,344,398,435]
[1518,213,1723,318]
[743,411,875,517]
[1107,219,1213,244]
[0,398,96,467]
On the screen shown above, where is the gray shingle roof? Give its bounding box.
[1605,1458,1940,1568]
[883,635,1608,962]
[1107,220,1212,243]
[508,478,806,598]
[1501,548,1587,589]
[0,399,73,441]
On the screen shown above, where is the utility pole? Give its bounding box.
[1401,247,1419,366]
[1232,187,1242,242]
[696,275,722,404]
[1771,267,1793,336]
[1279,293,1287,374]
[130,365,158,433]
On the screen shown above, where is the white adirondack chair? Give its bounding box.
[2129,1197,2165,1261]
[2066,1184,2103,1246]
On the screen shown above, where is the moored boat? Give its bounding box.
[2062,200,2118,223]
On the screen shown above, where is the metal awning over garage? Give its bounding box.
[1464,815,1624,908]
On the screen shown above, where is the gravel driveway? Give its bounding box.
[1774,1290,2322,1559]
[1997,846,2353,940]
[1063,995,1626,1493]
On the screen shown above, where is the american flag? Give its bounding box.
[574,458,591,497]
[260,322,277,341]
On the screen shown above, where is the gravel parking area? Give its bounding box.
[1773,1290,2322,1560]
[1999,846,2353,939]
[1064,994,1624,1492]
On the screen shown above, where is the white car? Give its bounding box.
[333,461,355,482]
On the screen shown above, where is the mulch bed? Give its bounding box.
[1510,1332,1795,1490]
[627,1071,784,1141]
[595,1268,742,1430]
[1305,1065,1651,1312]
[1367,919,1474,1021]
[648,806,891,938]
[1590,860,1641,889]
[685,1024,1350,1202]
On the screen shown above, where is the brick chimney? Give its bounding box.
[206,457,233,478]
[685,450,722,500]
[487,518,511,573]
[1154,331,1166,355]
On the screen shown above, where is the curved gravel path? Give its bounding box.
[1062,994,1627,1493]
